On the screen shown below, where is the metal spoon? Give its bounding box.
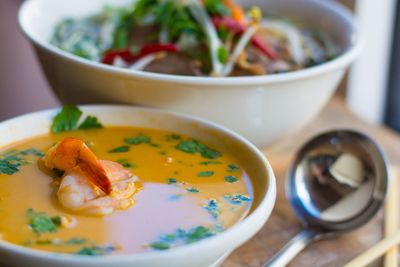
[263,130,388,267]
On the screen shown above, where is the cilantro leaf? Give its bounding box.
[124,135,151,145]
[108,146,130,153]
[51,106,104,133]
[51,106,82,133]
[186,188,199,193]
[224,175,238,183]
[78,116,103,130]
[27,209,61,234]
[198,171,214,177]
[149,242,170,250]
[167,177,178,184]
[176,139,221,159]
[0,149,43,175]
[116,159,135,168]
[0,158,21,175]
[76,245,116,256]
[227,164,239,172]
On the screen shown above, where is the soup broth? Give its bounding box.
[0,126,253,255]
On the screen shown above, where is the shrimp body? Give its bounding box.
[58,160,137,215]
[44,138,138,215]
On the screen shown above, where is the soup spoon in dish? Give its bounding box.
[263,130,388,267]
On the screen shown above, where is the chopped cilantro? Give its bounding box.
[186,188,199,193]
[124,135,151,145]
[0,149,43,175]
[76,245,116,256]
[203,199,219,219]
[185,226,215,243]
[51,105,103,133]
[200,161,222,165]
[148,225,223,251]
[175,139,221,159]
[108,146,130,153]
[224,194,252,205]
[198,171,214,177]
[227,164,239,172]
[66,238,87,245]
[116,159,135,168]
[167,178,177,184]
[78,116,103,130]
[20,148,45,157]
[26,209,61,234]
[149,242,170,250]
[224,175,238,183]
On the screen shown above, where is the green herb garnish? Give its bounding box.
[149,242,171,250]
[186,188,199,193]
[78,116,103,130]
[176,139,221,159]
[0,149,44,175]
[224,194,252,205]
[204,0,230,16]
[224,175,238,183]
[148,225,223,251]
[27,209,61,234]
[66,238,88,245]
[76,245,116,256]
[198,171,214,177]
[200,161,222,165]
[51,106,103,133]
[203,199,219,219]
[217,46,228,64]
[124,135,151,145]
[167,177,178,184]
[108,146,130,153]
[227,164,239,172]
[20,148,45,157]
[116,159,135,168]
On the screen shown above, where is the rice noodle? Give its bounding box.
[261,19,305,65]
[187,0,224,76]
[222,25,258,76]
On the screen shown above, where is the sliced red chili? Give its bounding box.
[102,43,179,65]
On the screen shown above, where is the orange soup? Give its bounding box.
[0,126,253,255]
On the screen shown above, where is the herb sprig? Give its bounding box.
[51,106,103,133]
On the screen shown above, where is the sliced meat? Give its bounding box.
[144,52,204,76]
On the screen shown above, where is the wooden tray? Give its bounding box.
[223,97,400,267]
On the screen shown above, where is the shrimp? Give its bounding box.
[44,138,138,215]
[57,160,137,215]
[44,137,112,194]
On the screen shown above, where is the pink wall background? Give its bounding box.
[0,0,59,121]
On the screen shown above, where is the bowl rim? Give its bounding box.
[18,0,362,86]
[0,105,276,264]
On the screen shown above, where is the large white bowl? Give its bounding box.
[18,0,361,148]
[0,106,275,267]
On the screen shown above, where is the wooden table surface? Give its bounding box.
[223,97,400,267]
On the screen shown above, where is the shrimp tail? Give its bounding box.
[78,160,112,195]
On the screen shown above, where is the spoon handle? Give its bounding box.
[262,228,318,267]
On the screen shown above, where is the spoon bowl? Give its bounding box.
[264,130,388,267]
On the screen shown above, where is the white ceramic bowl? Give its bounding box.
[0,106,275,267]
[19,0,361,148]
